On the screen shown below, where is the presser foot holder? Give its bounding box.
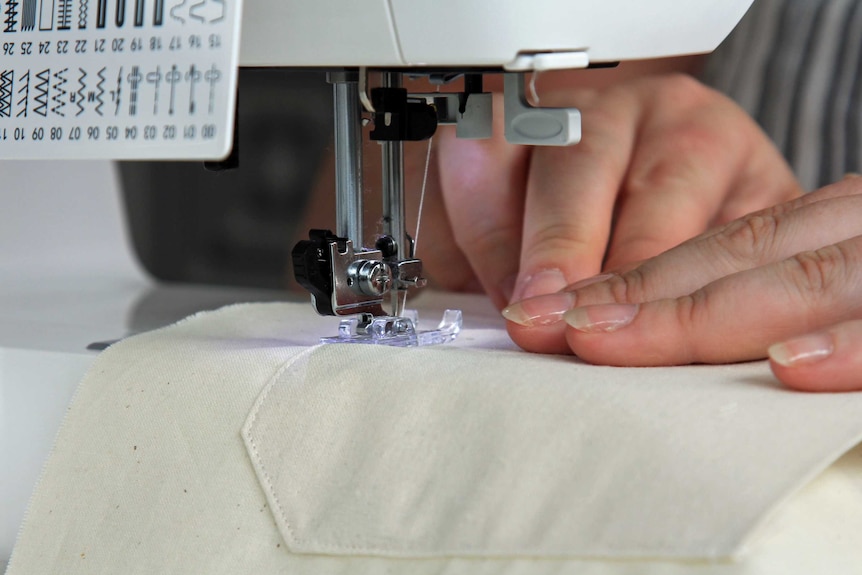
[321,309,462,347]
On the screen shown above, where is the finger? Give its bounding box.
[604,79,802,270]
[505,273,609,354]
[697,173,862,242]
[503,182,862,333]
[769,320,862,392]
[561,235,862,366]
[505,89,644,353]
[437,102,531,309]
[513,87,642,303]
[599,193,862,304]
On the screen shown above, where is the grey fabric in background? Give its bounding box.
[703,0,862,191]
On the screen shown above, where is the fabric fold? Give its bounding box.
[7,298,862,575]
[243,343,862,560]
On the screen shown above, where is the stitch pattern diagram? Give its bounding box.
[57,0,73,30]
[0,0,237,157]
[94,66,106,116]
[78,0,87,28]
[0,70,14,118]
[20,0,36,30]
[75,67,86,116]
[127,65,141,116]
[112,67,122,115]
[146,66,161,114]
[16,70,29,117]
[51,68,68,116]
[4,0,19,32]
[33,69,50,117]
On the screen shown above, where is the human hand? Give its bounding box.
[502,175,862,391]
[432,74,801,337]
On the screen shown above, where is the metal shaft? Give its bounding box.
[330,72,364,247]
[381,72,407,261]
[381,72,408,316]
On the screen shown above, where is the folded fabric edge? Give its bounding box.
[242,345,322,554]
[240,348,773,563]
[733,435,862,559]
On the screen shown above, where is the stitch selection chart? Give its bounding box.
[0,0,241,159]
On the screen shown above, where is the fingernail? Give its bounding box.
[768,333,834,367]
[564,273,615,292]
[510,268,568,303]
[564,303,639,333]
[502,292,577,327]
[843,172,862,180]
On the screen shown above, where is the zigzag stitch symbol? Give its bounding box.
[33,69,50,117]
[76,68,87,116]
[52,68,69,117]
[0,70,14,118]
[4,0,19,33]
[16,71,29,117]
[94,67,106,116]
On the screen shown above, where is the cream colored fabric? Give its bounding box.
[7,297,862,574]
[243,345,862,560]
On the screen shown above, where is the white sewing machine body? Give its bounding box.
[239,0,755,68]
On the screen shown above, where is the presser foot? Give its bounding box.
[321,309,462,347]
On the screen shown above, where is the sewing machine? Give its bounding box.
[276,0,757,343]
[0,1,756,568]
[0,0,756,341]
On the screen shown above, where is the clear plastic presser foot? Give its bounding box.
[321,309,462,347]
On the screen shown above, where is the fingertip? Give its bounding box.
[769,363,833,392]
[502,291,577,327]
[561,298,705,367]
[563,308,661,367]
[767,334,834,368]
[768,335,834,392]
[768,329,862,392]
[506,321,573,355]
[768,361,862,392]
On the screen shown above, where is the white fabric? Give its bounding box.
[7,296,862,574]
[242,344,862,560]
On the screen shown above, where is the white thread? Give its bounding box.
[412,135,433,255]
[359,67,375,113]
[529,71,541,106]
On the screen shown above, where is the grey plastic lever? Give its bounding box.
[503,73,581,146]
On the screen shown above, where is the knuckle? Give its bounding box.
[674,292,705,362]
[451,222,513,262]
[607,267,649,304]
[625,128,722,195]
[523,222,587,257]
[786,244,851,301]
[712,213,781,265]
